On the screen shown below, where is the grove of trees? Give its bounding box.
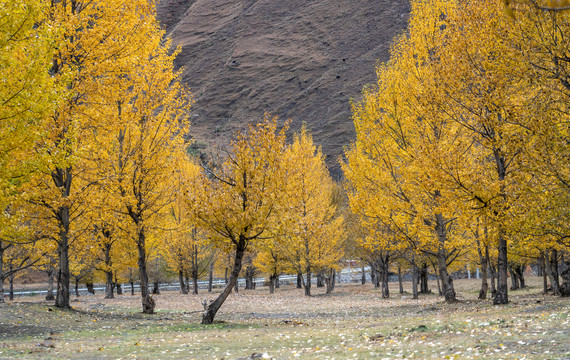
[0,0,568,325]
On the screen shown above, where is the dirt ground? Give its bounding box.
[1,278,569,359]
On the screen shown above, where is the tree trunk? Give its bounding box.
[224,266,228,284]
[560,264,570,297]
[325,269,336,294]
[432,262,442,296]
[515,265,525,289]
[137,236,154,314]
[152,280,160,295]
[54,167,72,310]
[361,264,366,285]
[549,249,560,295]
[509,264,519,290]
[275,275,280,288]
[130,280,135,295]
[304,267,312,296]
[202,238,247,324]
[296,273,302,288]
[437,248,456,302]
[541,253,548,294]
[478,244,489,300]
[0,244,4,303]
[179,270,188,294]
[116,282,123,295]
[381,261,389,299]
[420,263,429,294]
[316,272,324,288]
[74,277,80,297]
[269,273,276,294]
[208,262,214,293]
[55,206,71,309]
[46,267,55,301]
[86,282,94,295]
[245,265,255,290]
[105,270,114,299]
[489,262,497,298]
[411,261,419,299]
[192,271,199,295]
[8,268,14,301]
[234,279,239,294]
[398,265,404,294]
[494,227,509,304]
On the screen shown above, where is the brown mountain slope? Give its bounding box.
[157,0,410,177]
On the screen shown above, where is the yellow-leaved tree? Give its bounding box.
[279,126,345,296]
[187,116,288,324]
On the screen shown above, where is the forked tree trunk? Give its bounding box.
[202,238,247,324]
[379,256,390,299]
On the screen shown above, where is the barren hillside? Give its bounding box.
[157,0,410,177]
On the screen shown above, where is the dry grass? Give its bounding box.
[1,277,569,359]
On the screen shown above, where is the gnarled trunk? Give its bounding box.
[202,237,246,324]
